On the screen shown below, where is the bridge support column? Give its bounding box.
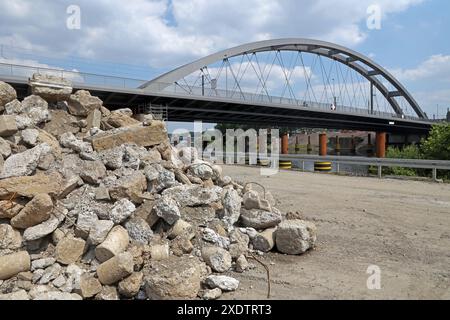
[281,134,289,155]
[376,132,387,158]
[335,135,341,154]
[319,133,327,156]
[307,135,312,154]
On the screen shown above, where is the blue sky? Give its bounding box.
[0,0,449,121]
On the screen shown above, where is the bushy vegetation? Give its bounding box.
[385,144,422,176]
[384,123,450,179]
[421,123,450,160]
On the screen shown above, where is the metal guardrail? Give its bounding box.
[0,62,146,89]
[0,62,428,121]
[148,81,421,120]
[203,152,450,181]
[279,154,450,180]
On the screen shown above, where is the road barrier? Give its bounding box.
[204,152,450,181]
[314,161,332,172]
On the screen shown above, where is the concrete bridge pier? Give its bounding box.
[281,134,289,155]
[376,132,387,158]
[319,133,327,156]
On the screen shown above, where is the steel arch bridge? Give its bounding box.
[140,38,427,120]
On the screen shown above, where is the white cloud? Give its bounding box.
[3,0,445,117]
[0,0,424,68]
[386,54,450,116]
[391,54,450,82]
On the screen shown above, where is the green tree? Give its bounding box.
[420,123,450,160]
[385,144,422,176]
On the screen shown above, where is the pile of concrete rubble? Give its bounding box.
[0,75,317,300]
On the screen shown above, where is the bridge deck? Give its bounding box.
[2,73,432,134]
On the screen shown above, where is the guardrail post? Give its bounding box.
[302,160,305,171]
[377,165,382,179]
[336,162,340,173]
[432,168,437,181]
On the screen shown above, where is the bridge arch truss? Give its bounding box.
[141,39,426,119]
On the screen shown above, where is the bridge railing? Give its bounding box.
[0,62,147,89]
[0,61,425,121]
[150,81,422,121]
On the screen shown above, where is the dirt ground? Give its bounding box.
[220,165,450,300]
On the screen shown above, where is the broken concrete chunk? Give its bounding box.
[162,185,223,207]
[95,225,130,262]
[0,251,31,280]
[56,236,86,265]
[0,172,64,200]
[91,121,168,151]
[201,246,232,273]
[59,132,93,154]
[95,285,119,300]
[221,188,242,226]
[86,109,102,130]
[239,208,282,230]
[0,289,29,300]
[0,143,51,178]
[0,200,24,219]
[204,275,239,292]
[31,258,56,271]
[95,186,110,201]
[23,215,61,242]
[79,160,107,185]
[109,199,136,224]
[29,73,73,102]
[0,137,11,158]
[88,219,114,245]
[4,99,22,115]
[235,255,249,273]
[76,211,99,239]
[97,252,134,285]
[0,81,17,109]
[188,162,214,180]
[242,190,260,210]
[0,224,22,249]
[252,227,276,252]
[106,111,141,128]
[118,272,143,298]
[68,90,102,117]
[144,256,206,300]
[149,243,170,261]
[77,274,102,298]
[16,95,51,128]
[11,193,54,229]
[34,292,82,300]
[202,288,222,300]
[168,219,194,240]
[275,219,317,255]
[124,217,153,244]
[21,129,40,146]
[154,195,180,225]
[42,109,80,138]
[109,171,147,204]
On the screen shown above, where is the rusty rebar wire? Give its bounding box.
[247,252,271,299]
